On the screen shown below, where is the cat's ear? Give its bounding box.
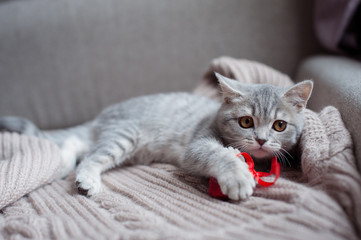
[215,72,244,104]
[282,80,313,112]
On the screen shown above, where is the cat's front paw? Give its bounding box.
[217,160,256,200]
[75,170,102,197]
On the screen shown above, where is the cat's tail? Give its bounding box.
[0,116,93,178]
[0,116,44,137]
[0,116,92,146]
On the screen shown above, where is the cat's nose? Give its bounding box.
[256,139,267,146]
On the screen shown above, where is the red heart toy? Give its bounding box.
[209,152,280,199]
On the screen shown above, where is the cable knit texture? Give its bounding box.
[0,133,63,210]
[0,56,360,239]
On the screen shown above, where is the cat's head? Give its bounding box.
[214,72,313,163]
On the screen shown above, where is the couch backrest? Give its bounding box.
[0,0,321,129]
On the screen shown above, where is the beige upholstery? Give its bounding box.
[0,0,321,129]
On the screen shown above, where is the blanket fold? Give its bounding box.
[0,57,360,240]
[0,133,63,210]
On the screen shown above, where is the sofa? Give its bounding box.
[0,0,360,239]
[0,0,321,128]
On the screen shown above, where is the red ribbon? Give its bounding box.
[209,152,280,199]
[237,152,280,187]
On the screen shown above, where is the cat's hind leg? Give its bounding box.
[75,122,140,196]
[57,135,89,179]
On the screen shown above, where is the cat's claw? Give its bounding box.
[75,173,101,197]
[217,161,256,200]
[75,182,89,196]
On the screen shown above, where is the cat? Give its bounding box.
[0,73,313,200]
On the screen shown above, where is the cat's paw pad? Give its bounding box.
[75,182,89,196]
[217,161,256,200]
[75,173,101,197]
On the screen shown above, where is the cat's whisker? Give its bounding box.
[273,151,282,166]
[278,148,294,167]
[271,141,293,167]
[279,147,295,161]
[274,150,291,167]
[228,142,244,150]
[226,141,237,148]
[228,142,248,153]
[272,150,282,167]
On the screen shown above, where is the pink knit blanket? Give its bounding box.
[0,57,360,240]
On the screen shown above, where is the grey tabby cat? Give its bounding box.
[0,73,313,200]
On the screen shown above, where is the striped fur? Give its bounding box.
[0,73,312,200]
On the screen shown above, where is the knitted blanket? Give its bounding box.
[1,57,360,240]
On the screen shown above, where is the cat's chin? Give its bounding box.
[249,149,272,159]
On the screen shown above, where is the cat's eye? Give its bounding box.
[273,120,287,132]
[238,116,254,128]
